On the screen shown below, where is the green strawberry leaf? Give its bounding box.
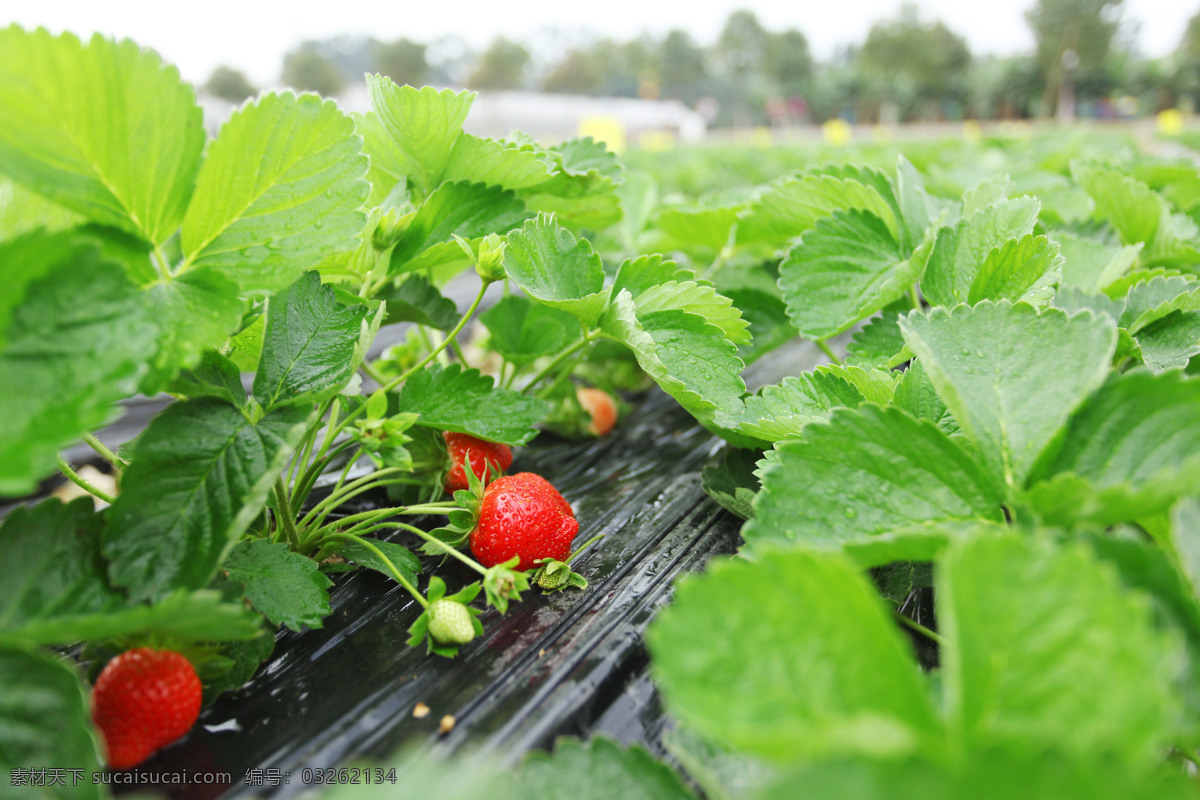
[961,173,1013,215]
[169,349,247,408]
[549,137,622,181]
[722,286,792,366]
[0,176,81,240]
[648,547,942,761]
[1051,286,1126,322]
[440,133,554,191]
[1134,310,1200,373]
[252,271,371,410]
[180,92,368,293]
[0,498,121,633]
[920,197,1040,307]
[656,205,742,253]
[755,754,1195,800]
[105,399,310,601]
[940,534,1180,764]
[625,279,750,345]
[899,301,1116,490]
[388,180,530,276]
[502,214,609,327]
[336,538,421,587]
[1072,160,1167,247]
[716,371,867,445]
[0,500,261,648]
[0,27,204,245]
[516,737,696,800]
[891,359,959,437]
[966,233,1063,307]
[893,154,940,252]
[778,208,917,341]
[1053,231,1140,291]
[0,643,102,800]
[140,267,244,394]
[8,589,263,646]
[1120,275,1200,334]
[480,294,582,367]
[700,448,763,521]
[0,231,156,496]
[1028,371,1200,514]
[378,274,459,330]
[736,172,900,248]
[399,363,548,446]
[845,310,910,369]
[611,253,696,297]
[743,406,1003,556]
[223,539,333,632]
[600,290,746,425]
[362,78,474,200]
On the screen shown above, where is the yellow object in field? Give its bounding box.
[639,130,676,151]
[823,119,852,147]
[579,116,626,153]
[751,127,774,148]
[963,120,983,142]
[1158,109,1185,137]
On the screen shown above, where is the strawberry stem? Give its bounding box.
[894,610,945,646]
[82,432,127,472]
[274,477,301,550]
[55,455,116,505]
[815,338,842,365]
[524,332,592,396]
[388,521,488,575]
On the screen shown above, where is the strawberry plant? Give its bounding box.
[0,25,752,777]
[3,22,1200,797]
[318,134,1200,794]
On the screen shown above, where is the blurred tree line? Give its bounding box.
[203,1,1200,125]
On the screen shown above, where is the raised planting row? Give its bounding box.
[2,24,1200,799]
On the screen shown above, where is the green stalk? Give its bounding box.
[55,455,116,505]
[303,502,457,550]
[526,334,592,396]
[386,520,487,575]
[377,281,489,396]
[313,280,491,449]
[815,339,842,366]
[297,467,404,530]
[274,478,301,550]
[909,284,922,310]
[82,433,127,471]
[324,532,427,608]
[894,610,946,646]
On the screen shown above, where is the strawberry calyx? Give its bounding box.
[482,555,531,613]
[406,576,484,658]
[531,534,605,593]
[419,454,493,557]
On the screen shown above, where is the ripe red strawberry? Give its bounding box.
[470,473,579,571]
[91,648,202,769]
[443,432,513,494]
[577,388,618,436]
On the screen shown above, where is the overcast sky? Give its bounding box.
[8,0,1197,85]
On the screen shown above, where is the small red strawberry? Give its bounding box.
[442,432,513,494]
[470,473,579,571]
[577,388,618,436]
[91,648,202,769]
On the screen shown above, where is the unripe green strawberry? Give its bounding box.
[91,648,202,769]
[426,598,476,645]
